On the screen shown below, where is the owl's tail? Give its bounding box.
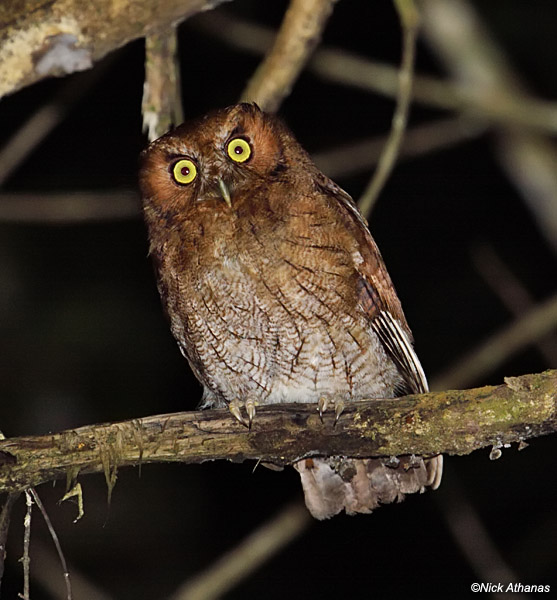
[294,455,443,520]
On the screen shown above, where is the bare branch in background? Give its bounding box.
[358,0,420,217]
[25,540,114,600]
[314,116,486,179]
[431,294,557,391]
[496,133,557,254]
[0,192,140,224]
[0,370,555,494]
[142,26,183,142]
[169,502,311,600]
[472,245,557,367]
[196,11,557,135]
[0,117,485,226]
[240,0,337,113]
[419,0,557,255]
[436,466,528,600]
[0,61,113,187]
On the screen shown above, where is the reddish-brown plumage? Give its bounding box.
[139,103,442,519]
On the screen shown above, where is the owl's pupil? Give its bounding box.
[181,166,190,176]
[234,146,243,155]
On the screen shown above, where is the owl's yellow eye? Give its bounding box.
[227,138,252,163]
[172,159,197,184]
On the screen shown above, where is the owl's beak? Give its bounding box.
[217,178,232,208]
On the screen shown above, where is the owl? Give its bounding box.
[139,103,442,520]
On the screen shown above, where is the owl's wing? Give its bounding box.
[370,309,428,394]
[319,176,428,395]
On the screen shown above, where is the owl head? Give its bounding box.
[139,103,313,222]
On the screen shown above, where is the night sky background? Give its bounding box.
[1,1,557,598]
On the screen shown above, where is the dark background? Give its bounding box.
[1,0,556,598]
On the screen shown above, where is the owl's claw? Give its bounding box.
[317,397,329,422]
[245,398,256,429]
[229,401,249,428]
[334,400,345,426]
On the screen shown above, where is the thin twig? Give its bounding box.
[240,0,337,112]
[169,502,311,600]
[20,491,33,600]
[142,26,183,142]
[0,492,21,592]
[431,294,557,391]
[30,489,73,600]
[358,0,419,217]
[472,245,557,366]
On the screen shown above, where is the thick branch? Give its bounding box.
[0,0,231,98]
[0,370,555,493]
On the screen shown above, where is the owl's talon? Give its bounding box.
[317,397,329,422]
[334,400,345,426]
[229,402,249,428]
[245,399,256,429]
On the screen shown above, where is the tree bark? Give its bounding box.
[0,0,231,98]
[0,370,555,494]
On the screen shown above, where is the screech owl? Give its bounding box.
[139,103,442,520]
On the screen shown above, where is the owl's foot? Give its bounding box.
[228,399,256,429]
[317,397,345,425]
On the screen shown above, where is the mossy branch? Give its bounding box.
[0,370,555,494]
